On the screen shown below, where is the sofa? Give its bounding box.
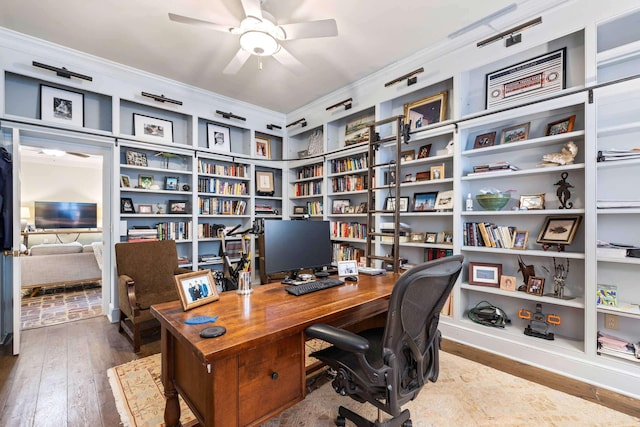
[21,241,102,295]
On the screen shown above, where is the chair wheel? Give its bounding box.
[335,415,346,426]
[402,420,413,427]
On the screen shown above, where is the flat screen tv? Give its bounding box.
[34,201,98,229]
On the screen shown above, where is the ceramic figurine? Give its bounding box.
[538,141,578,167]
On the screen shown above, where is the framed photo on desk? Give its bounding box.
[174,270,219,310]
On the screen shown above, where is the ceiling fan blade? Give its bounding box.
[223,49,252,74]
[67,152,90,158]
[168,13,234,33]
[278,19,338,40]
[240,0,263,20]
[272,47,305,74]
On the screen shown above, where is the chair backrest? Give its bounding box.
[381,255,463,398]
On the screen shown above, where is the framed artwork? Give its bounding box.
[545,115,576,136]
[384,170,397,185]
[425,232,438,243]
[293,206,308,215]
[344,114,374,146]
[501,122,530,144]
[410,232,426,243]
[174,270,219,311]
[403,173,414,183]
[500,275,517,291]
[332,199,350,214]
[207,123,231,152]
[337,260,358,276]
[138,174,154,189]
[417,144,432,159]
[344,206,356,214]
[40,84,84,127]
[255,135,271,159]
[416,171,430,181]
[519,194,545,210]
[430,163,445,180]
[468,262,502,287]
[413,191,438,212]
[536,215,582,245]
[256,171,275,194]
[512,230,529,250]
[385,197,409,212]
[526,276,546,296]
[133,113,174,143]
[472,131,496,149]
[404,91,448,131]
[165,176,179,191]
[120,198,135,214]
[168,200,190,214]
[120,175,131,188]
[400,150,415,163]
[138,204,153,214]
[434,190,453,210]
[356,202,368,213]
[441,231,453,244]
[125,150,148,167]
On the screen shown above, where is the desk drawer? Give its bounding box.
[238,333,303,425]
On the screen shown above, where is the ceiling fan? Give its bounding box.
[39,149,89,158]
[168,0,338,74]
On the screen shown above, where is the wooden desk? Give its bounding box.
[151,273,398,427]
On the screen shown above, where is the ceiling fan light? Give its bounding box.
[240,30,279,56]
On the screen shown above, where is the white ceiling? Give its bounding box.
[0,0,547,114]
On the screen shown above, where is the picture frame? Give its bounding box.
[384,170,396,185]
[400,150,415,163]
[207,123,231,153]
[485,48,566,109]
[536,215,582,245]
[385,196,409,212]
[403,173,414,183]
[256,171,275,194]
[174,270,219,311]
[125,150,148,167]
[120,197,135,214]
[519,194,545,210]
[120,174,131,188]
[40,84,84,127]
[337,260,358,276]
[138,174,154,190]
[293,206,308,215]
[413,191,438,212]
[441,231,454,244]
[526,276,546,296]
[468,262,502,287]
[545,115,576,136]
[332,199,350,214]
[416,171,430,181]
[410,232,426,243]
[138,204,153,214]
[165,176,179,191]
[434,190,454,210]
[472,131,497,149]
[344,206,356,214]
[344,114,375,146]
[500,275,517,292]
[417,144,432,159]
[255,135,271,159]
[425,232,438,244]
[501,122,530,144]
[404,91,448,131]
[512,230,529,250]
[356,202,368,213]
[168,200,190,214]
[429,163,445,180]
[133,113,174,143]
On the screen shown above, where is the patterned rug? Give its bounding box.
[108,348,640,427]
[21,282,102,329]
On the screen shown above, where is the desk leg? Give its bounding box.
[161,326,182,427]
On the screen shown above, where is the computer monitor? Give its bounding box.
[263,219,332,278]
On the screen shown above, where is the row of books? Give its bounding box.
[197,223,223,239]
[293,181,323,197]
[127,221,192,241]
[469,161,520,175]
[425,247,454,261]
[255,204,277,214]
[597,331,640,360]
[330,221,367,240]
[596,149,640,162]
[197,161,248,177]
[198,197,247,215]
[296,164,323,180]
[329,154,368,174]
[331,175,367,193]
[305,201,323,215]
[463,222,517,248]
[332,243,364,263]
[197,178,248,195]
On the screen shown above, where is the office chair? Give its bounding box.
[306,255,463,427]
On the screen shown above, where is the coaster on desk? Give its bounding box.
[185,315,218,325]
[200,326,226,338]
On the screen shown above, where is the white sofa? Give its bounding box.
[21,242,102,293]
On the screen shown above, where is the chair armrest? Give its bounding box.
[117,274,140,317]
[306,324,369,354]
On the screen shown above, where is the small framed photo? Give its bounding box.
[255,135,271,159]
[133,113,174,143]
[384,170,397,185]
[545,115,576,136]
[429,163,445,180]
[344,206,356,214]
[138,175,154,189]
[332,199,350,214]
[519,194,545,210]
[174,270,219,311]
[417,144,432,159]
[416,171,430,181]
[526,276,545,296]
[356,202,368,213]
[404,91,448,131]
[413,191,438,212]
[385,197,409,212]
[138,204,153,214]
[165,176,179,191]
[501,123,530,144]
[120,197,135,214]
[472,131,497,149]
[468,262,502,287]
[125,150,148,167]
[512,230,529,250]
[425,232,438,244]
[256,171,275,194]
[400,150,415,163]
[207,123,231,152]
[40,84,84,127]
[337,260,358,276]
[434,190,454,211]
[410,232,426,243]
[120,175,131,188]
[403,173,414,183]
[500,275,517,292]
[168,200,190,214]
[293,206,308,215]
[441,231,454,244]
[536,215,582,245]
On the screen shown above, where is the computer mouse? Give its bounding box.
[344,276,358,282]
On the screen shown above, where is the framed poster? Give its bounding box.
[40,84,85,127]
[255,135,271,159]
[468,262,502,287]
[404,91,448,131]
[207,123,231,152]
[133,113,174,142]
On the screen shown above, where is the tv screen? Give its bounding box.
[263,220,332,276]
[34,201,97,229]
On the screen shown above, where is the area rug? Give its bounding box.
[21,282,102,329]
[108,349,640,427]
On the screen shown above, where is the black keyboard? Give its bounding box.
[285,278,345,296]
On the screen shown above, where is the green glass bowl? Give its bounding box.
[475,193,510,211]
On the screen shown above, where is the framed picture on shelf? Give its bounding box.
[332,199,350,214]
[500,275,517,291]
[39,84,84,127]
[403,91,448,131]
[384,170,396,185]
[293,206,308,215]
[133,113,174,143]
[519,194,545,210]
[429,163,445,180]
[384,196,409,212]
[468,262,502,287]
[356,202,368,213]
[400,150,415,163]
[256,171,275,194]
[120,198,135,214]
[410,232,426,243]
[526,276,545,296]
[441,231,453,244]
[425,232,438,243]
[417,144,432,159]
[536,215,582,245]
[512,230,529,250]
[434,190,453,210]
[168,200,190,214]
[125,150,148,167]
[545,115,576,136]
[174,270,219,311]
[165,176,179,191]
[207,123,231,152]
[413,191,438,211]
[138,175,154,189]
[120,175,131,188]
[344,114,374,146]
[255,135,271,159]
[138,204,153,214]
[472,131,496,149]
[500,122,530,144]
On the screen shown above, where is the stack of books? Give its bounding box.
[596,241,640,258]
[469,161,519,175]
[255,204,276,215]
[380,222,411,243]
[597,148,640,162]
[199,253,222,263]
[597,331,640,360]
[127,227,158,242]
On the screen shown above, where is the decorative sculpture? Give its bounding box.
[551,257,570,299]
[554,171,574,209]
[517,256,535,292]
[518,303,561,340]
[538,141,578,167]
